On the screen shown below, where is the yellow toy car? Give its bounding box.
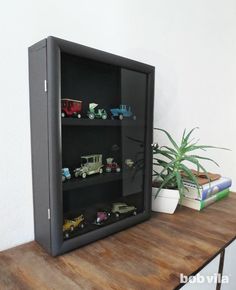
[63,214,85,238]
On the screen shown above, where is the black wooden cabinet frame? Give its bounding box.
[29,36,154,256]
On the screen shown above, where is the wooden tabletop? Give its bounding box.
[1,193,236,290]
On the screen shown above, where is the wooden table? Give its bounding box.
[1,193,236,290]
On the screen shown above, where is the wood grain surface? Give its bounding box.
[1,193,236,290]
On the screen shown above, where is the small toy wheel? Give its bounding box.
[102,114,107,120]
[61,112,66,118]
[77,113,81,118]
[70,225,74,232]
[106,167,111,173]
[74,172,79,178]
[99,168,103,174]
[65,232,69,239]
[115,212,120,218]
[133,211,137,216]
[119,114,123,120]
[82,172,87,178]
[88,113,95,120]
[80,223,85,229]
[67,175,71,180]
[116,168,121,173]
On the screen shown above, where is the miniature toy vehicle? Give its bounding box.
[87,103,107,120]
[112,202,137,218]
[110,105,136,120]
[125,159,135,168]
[105,158,121,173]
[94,211,111,225]
[62,168,71,182]
[74,154,103,178]
[63,214,85,238]
[61,98,82,118]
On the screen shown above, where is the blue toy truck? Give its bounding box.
[110,105,136,120]
[62,168,71,182]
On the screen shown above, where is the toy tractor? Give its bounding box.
[61,98,82,118]
[61,168,71,182]
[87,103,107,120]
[110,104,136,120]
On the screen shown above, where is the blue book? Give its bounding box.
[183,177,232,200]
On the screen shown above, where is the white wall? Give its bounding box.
[0,0,235,251]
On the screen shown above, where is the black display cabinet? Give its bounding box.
[29,36,154,256]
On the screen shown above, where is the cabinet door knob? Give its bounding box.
[151,143,158,148]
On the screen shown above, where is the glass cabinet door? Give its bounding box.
[61,53,150,240]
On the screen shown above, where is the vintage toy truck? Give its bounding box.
[61,98,82,118]
[110,105,136,120]
[74,154,103,178]
[87,103,107,120]
[63,214,85,238]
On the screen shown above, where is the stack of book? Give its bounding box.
[181,171,232,211]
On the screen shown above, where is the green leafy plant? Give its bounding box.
[152,127,228,200]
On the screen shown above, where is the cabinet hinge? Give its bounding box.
[44,80,48,92]
[48,209,51,220]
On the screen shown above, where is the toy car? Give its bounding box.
[94,211,111,225]
[125,159,135,168]
[74,154,103,178]
[110,105,136,120]
[63,214,85,238]
[105,158,121,173]
[87,103,107,120]
[112,202,137,218]
[62,168,71,182]
[61,98,82,118]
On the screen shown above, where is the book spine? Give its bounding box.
[201,179,232,200]
[183,184,203,199]
[201,188,230,210]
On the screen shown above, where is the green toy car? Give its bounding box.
[74,154,103,178]
[112,202,137,218]
[87,103,107,120]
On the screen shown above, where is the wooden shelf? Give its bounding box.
[61,212,140,241]
[62,170,142,192]
[61,118,141,127]
[63,172,122,191]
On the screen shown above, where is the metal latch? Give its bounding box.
[48,209,51,220]
[44,80,48,92]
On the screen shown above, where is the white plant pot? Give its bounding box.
[152,187,180,214]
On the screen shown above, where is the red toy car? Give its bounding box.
[105,157,121,173]
[61,98,82,118]
[94,211,111,225]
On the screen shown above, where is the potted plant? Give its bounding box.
[152,128,226,214]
